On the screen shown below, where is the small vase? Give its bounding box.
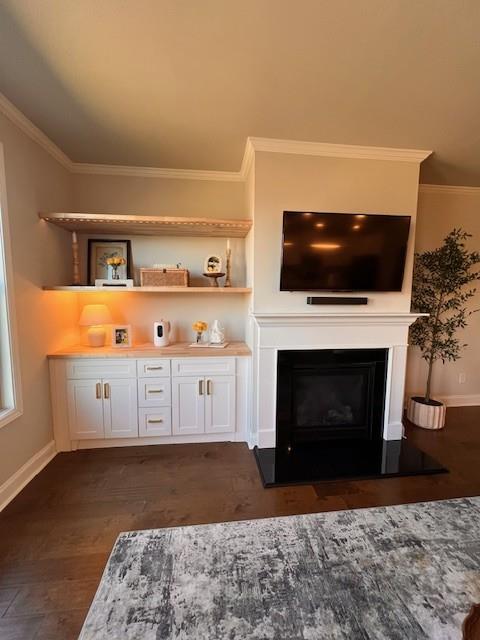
[196,331,203,344]
[111,265,120,280]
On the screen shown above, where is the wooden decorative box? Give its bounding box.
[140,268,189,287]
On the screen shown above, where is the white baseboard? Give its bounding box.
[0,441,56,512]
[440,394,480,407]
[406,393,480,408]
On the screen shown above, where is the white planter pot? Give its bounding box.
[407,396,446,430]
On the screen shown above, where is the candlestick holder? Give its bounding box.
[72,231,81,285]
[224,247,232,287]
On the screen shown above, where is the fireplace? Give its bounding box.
[251,313,447,486]
[276,349,388,450]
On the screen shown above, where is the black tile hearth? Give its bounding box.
[254,439,447,487]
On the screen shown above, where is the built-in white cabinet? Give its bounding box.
[138,378,172,407]
[172,375,236,436]
[52,353,247,450]
[172,376,205,435]
[103,379,138,438]
[67,379,105,439]
[205,375,236,433]
[171,358,236,436]
[67,378,138,440]
[138,407,172,437]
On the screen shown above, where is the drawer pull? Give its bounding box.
[104,382,110,399]
[198,379,204,395]
[96,382,102,399]
[147,418,164,424]
[207,379,213,395]
[146,366,163,371]
[147,389,163,394]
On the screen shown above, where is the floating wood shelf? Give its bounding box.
[39,212,252,238]
[43,286,252,294]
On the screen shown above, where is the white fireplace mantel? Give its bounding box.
[252,312,426,327]
[248,311,426,449]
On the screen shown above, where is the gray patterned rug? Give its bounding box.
[80,497,480,639]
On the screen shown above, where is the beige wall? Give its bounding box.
[406,188,480,402]
[0,112,76,486]
[77,291,249,344]
[252,152,421,313]
[72,173,245,218]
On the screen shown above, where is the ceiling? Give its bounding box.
[0,0,479,185]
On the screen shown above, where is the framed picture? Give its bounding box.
[111,325,132,348]
[203,254,223,274]
[88,239,132,285]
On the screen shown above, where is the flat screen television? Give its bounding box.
[280,211,411,292]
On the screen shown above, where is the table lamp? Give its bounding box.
[79,304,113,347]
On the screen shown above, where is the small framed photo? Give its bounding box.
[112,325,132,348]
[88,239,133,285]
[203,254,223,273]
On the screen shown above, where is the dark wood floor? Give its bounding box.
[0,407,479,639]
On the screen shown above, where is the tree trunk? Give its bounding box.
[425,356,434,403]
[425,293,444,403]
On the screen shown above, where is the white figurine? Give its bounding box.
[210,320,225,345]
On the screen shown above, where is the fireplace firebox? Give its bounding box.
[276,349,388,451]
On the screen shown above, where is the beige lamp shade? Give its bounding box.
[79,304,112,327]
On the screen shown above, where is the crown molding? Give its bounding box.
[70,162,243,181]
[0,93,72,170]
[419,183,480,195]
[247,137,432,163]
[0,91,437,181]
[239,138,255,179]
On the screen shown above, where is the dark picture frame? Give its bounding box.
[87,239,133,285]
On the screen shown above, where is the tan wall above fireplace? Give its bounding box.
[251,150,422,314]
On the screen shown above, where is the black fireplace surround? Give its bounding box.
[254,348,446,486]
[276,348,387,450]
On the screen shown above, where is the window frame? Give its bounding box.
[0,143,23,429]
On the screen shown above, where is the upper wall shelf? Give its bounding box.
[43,286,251,294]
[39,212,253,238]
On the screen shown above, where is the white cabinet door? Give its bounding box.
[172,377,205,435]
[103,378,138,439]
[205,376,236,434]
[67,379,104,440]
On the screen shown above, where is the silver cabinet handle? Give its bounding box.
[147,418,164,424]
[207,379,213,395]
[147,389,163,394]
[198,379,204,395]
[146,366,163,371]
[96,382,102,399]
[104,382,110,399]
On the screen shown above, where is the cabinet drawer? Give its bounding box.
[138,378,171,407]
[137,359,171,378]
[171,357,236,377]
[139,408,172,437]
[66,359,136,380]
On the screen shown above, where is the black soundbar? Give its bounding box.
[307,296,368,305]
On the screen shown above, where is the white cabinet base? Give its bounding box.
[70,431,241,450]
[50,356,249,451]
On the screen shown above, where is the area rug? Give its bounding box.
[79,497,480,639]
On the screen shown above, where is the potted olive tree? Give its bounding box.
[408,229,480,429]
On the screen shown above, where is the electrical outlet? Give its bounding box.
[459,372,466,384]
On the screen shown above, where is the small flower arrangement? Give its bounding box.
[193,321,208,344]
[106,256,126,280]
